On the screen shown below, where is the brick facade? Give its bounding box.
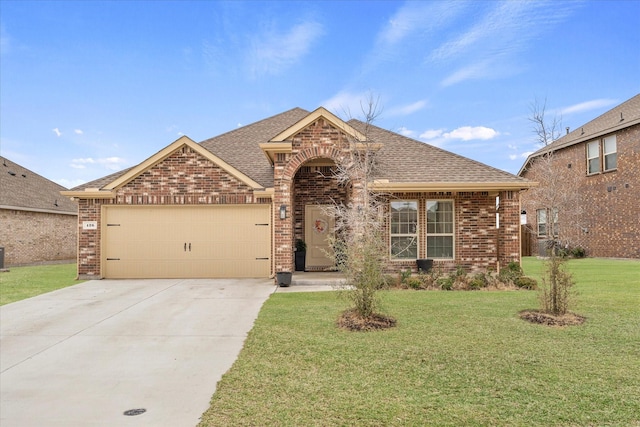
[76,146,266,278]
[72,117,526,278]
[273,118,523,274]
[0,209,76,266]
[520,123,639,258]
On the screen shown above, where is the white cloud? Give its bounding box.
[70,157,126,171]
[397,127,415,137]
[419,126,500,147]
[521,151,533,158]
[74,129,83,135]
[52,128,62,137]
[560,99,618,115]
[248,20,324,77]
[431,1,578,86]
[419,129,445,140]
[387,100,428,117]
[444,126,499,141]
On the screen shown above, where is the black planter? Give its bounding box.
[295,251,306,271]
[416,259,433,273]
[276,272,293,287]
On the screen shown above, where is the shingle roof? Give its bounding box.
[74,106,529,191]
[0,157,77,214]
[519,93,640,175]
[351,120,528,184]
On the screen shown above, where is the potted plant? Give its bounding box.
[295,239,307,271]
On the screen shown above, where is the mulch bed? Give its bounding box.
[337,309,397,331]
[519,310,586,327]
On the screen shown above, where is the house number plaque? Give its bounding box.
[82,221,98,230]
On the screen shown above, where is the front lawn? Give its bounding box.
[199,257,640,426]
[0,263,81,305]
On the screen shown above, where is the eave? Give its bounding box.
[370,181,537,192]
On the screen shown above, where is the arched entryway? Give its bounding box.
[292,159,348,271]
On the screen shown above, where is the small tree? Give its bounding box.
[524,98,581,316]
[326,96,395,329]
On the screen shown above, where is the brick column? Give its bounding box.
[497,190,521,270]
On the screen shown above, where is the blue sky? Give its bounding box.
[1,0,639,188]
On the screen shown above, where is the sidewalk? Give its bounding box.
[274,271,345,293]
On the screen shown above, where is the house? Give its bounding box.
[0,157,77,266]
[519,94,640,258]
[61,107,534,280]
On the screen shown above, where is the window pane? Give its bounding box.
[604,153,617,170]
[603,135,616,154]
[391,236,417,259]
[537,209,547,236]
[587,141,599,157]
[588,158,600,174]
[427,236,453,259]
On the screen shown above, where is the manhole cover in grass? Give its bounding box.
[124,408,147,416]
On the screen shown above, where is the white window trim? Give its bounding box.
[586,140,601,175]
[390,200,418,261]
[426,200,455,260]
[587,134,617,175]
[537,208,547,236]
[603,135,617,172]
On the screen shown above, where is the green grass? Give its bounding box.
[200,257,640,426]
[0,263,82,305]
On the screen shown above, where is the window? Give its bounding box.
[603,135,617,171]
[426,200,454,259]
[587,135,617,174]
[537,209,547,236]
[390,200,418,259]
[537,208,558,237]
[587,140,600,174]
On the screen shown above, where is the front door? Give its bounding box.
[304,205,335,270]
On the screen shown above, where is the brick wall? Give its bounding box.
[274,118,351,272]
[0,209,77,266]
[521,123,639,258]
[76,146,266,278]
[379,191,503,274]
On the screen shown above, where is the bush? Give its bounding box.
[571,246,586,258]
[498,261,523,285]
[469,273,489,290]
[438,277,454,290]
[514,276,538,290]
[404,276,423,290]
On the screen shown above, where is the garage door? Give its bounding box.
[102,205,271,279]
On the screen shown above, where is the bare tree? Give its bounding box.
[326,95,395,329]
[528,98,562,147]
[523,100,585,316]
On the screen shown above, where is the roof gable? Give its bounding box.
[268,107,366,142]
[63,136,264,198]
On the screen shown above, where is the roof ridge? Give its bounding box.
[199,107,309,144]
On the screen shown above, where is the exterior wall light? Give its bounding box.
[279,205,287,220]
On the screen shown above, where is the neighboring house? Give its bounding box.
[519,94,640,258]
[0,157,77,266]
[62,107,534,280]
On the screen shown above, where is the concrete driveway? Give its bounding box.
[0,278,275,427]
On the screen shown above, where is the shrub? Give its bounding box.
[571,246,586,258]
[498,261,523,285]
[404,276,423,290]
[438,277,454,290]
[514,276,538,290]
[468,273,489,290]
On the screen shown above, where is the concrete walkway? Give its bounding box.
[0,278,275,427]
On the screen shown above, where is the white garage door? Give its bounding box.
[102,205,271,279]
